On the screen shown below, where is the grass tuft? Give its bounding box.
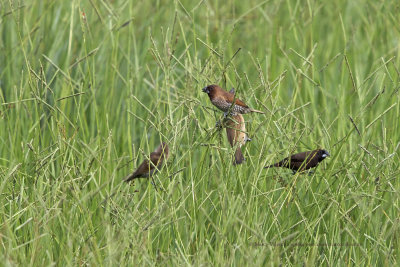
[1,0,399,265]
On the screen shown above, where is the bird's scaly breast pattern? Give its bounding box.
[233,105,247,114]
[211,98,231,111]
[212,98,246,113]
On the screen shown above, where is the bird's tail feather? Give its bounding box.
[124,172,139,182]
[233,148,245,165]
[124,174,135,182]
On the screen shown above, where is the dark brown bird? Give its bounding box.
[265,149,330,173]
[224,114,251,165]
[202,84,265,115]
[124,142,169,182]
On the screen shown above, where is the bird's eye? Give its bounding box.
[202,86,210,93]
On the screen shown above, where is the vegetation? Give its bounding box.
[1,0,399,265]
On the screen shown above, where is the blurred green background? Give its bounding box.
[1,0,399,265]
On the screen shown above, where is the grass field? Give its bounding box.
[1,0,400,265]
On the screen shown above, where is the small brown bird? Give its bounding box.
[124,142,169,182]
[202,84,265,115]
[224,114,251,165]
[265,149,330,173]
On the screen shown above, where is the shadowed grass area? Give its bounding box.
[1,0,399,265]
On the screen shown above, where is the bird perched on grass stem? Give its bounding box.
[265,149,330,173]
[224,114,251,165]
[202,84,265,115]
[125,142,169,182]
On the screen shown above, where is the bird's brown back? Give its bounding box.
[225,114,246,147]
[223,90,249,108]
[125,142,169,181]
[154,142,169,158]
[269,149,324,172]
[209,85,249,108]
[289,150,318,162]
[225,114,247,165]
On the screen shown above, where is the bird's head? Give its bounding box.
[155,142,169,159]
[202,84,219,95]
[320,149,330,159]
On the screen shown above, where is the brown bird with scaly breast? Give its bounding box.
[202,84,265,115]
[224,113,251,165]
[265,149,330,173]
[124,142,169,182]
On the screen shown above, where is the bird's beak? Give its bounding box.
[202,87,208,93]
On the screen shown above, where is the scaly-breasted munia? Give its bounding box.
[202,84,265,115]
[224,114,251,165]
[265,149,330,173]
[124,142,169,182]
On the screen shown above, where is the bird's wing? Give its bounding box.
[225,115,246,165]
[154,143,163,154]
[145,152,160,167]
[225,90,249,108]
[234,98,249,108]
[225,114,246,146]
[134,152,162,174]
[290,151,316,162]
[225,123,237,147]
[127,158,152,180]
[153,143,168,159]
[125,149,166,182]
[139,158,153,171]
